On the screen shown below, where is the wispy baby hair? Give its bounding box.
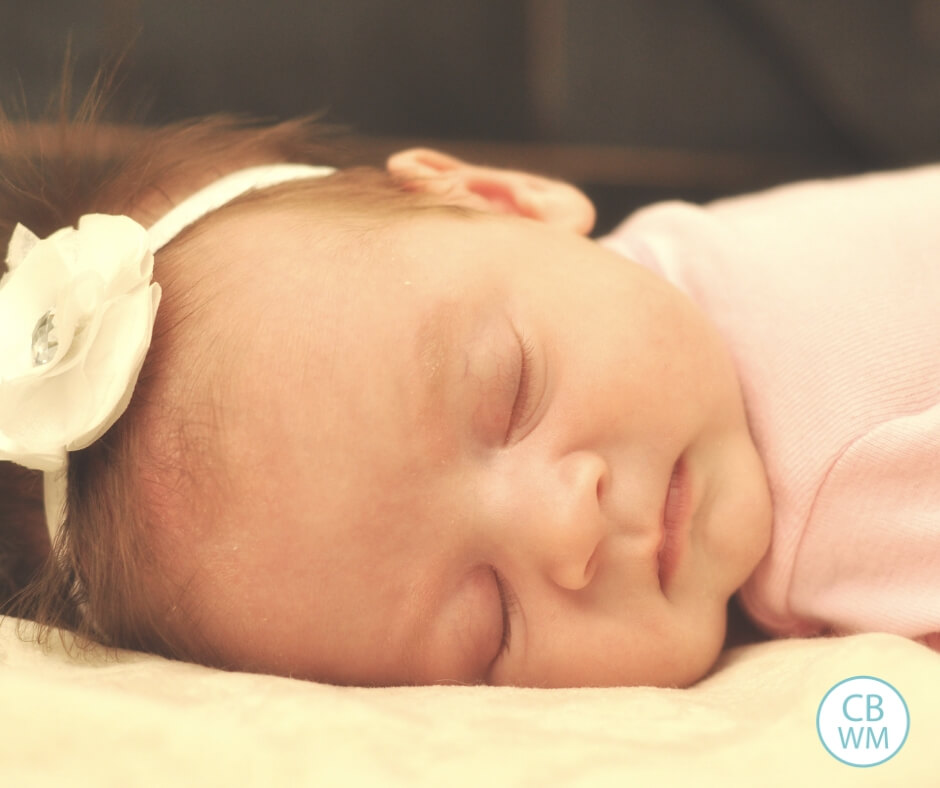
[0,72,430,664]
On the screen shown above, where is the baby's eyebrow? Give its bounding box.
[417,306,452,383]
[413,299,466,418]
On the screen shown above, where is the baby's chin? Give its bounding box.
[738,481,775,587]
[638,635,726,690]
[716,432,775,593]
[640,604,730,690]
[685,611,730,687]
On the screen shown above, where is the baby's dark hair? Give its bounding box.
[0,76,443,664]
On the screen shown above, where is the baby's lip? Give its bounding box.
[657,453,690,593]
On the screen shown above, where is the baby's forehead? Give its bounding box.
[181,204,515,407]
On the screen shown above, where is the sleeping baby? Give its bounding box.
[1,109,937,688]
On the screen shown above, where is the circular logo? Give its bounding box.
[817,676,909,767]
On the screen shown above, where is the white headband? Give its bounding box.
[0,163,335,541]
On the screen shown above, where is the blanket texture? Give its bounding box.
[2,618,939,786]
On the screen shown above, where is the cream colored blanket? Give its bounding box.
[2,617,938,786]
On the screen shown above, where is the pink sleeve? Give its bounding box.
[789,408,940,641]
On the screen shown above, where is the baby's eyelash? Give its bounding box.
[492,567,519,658]
[506,334,536,440]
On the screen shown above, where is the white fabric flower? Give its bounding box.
[0,215,162,472]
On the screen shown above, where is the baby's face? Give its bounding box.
[172,203,772,688]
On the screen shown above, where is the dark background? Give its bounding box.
[3,0,940,234]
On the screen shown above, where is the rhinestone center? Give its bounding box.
[31,308,58,366]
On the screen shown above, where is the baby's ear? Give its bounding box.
[386,148,595,235]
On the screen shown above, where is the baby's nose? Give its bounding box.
[539,450,608,591]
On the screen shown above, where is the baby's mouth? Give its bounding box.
[657,453,690,593]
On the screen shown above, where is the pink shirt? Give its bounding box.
[600,166,940,648]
